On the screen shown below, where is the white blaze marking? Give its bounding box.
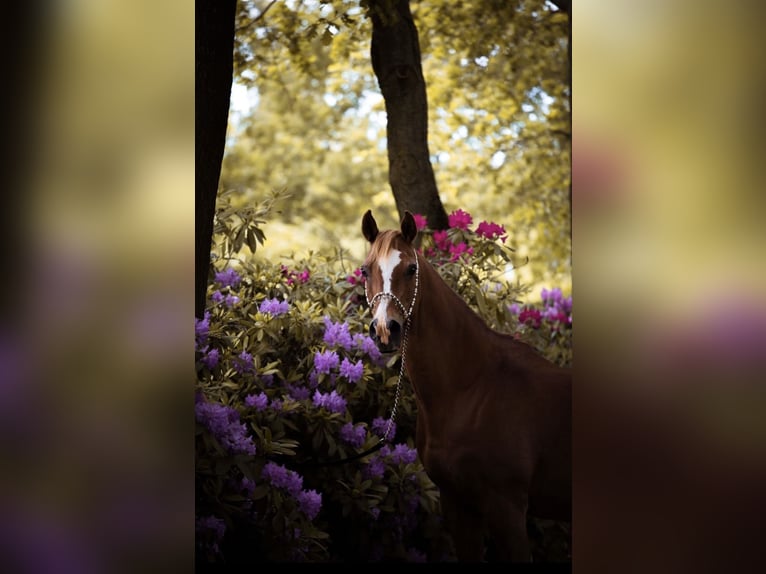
[373,249,401,339]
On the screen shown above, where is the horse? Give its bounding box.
[360,210,572,562]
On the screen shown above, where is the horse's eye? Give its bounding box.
[360,266,369,278]
[406,263,417,276]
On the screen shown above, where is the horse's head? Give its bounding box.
[361,210,419,353]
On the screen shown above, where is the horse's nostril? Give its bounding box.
[387,320,401,335]
[369,320,378,340]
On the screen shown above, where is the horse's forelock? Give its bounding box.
[368,230,401,262]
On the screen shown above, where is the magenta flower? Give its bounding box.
[448,242,474,262]
[448,209,473,230]
[412,213,428,231]
[519,307,542,329]
[475,220,507,242]
[432,230,452,252]
[347,267,365,285]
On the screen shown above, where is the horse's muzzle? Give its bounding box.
[369,318,401,353]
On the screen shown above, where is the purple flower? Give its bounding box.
[388,443,418,465]
[312,390,347,414]
[201,347,219,369]
[339,358,364,383]
[244,392,268,411]
[259,298,290,316]
[233,351,255,375]
[195,400,257,456]
[261,373,274,387]
[322,316,354,350]
[508,303,521,315]
[287,384,310,401]
[211,290,224,304]
[448,208,473,230]
[313,350,340,375]
[215,268,241,288]
[339,422,366,448]
[261,462,303,496]
[363,456,386,479]
[370,507,381,520]
[241,477,256,495]
[270,398,283,411]
[354,334,382,363]
[196,514,226,555]
[195,312,210,347]
[372,416,395,440]
[308,371,319,388]
[296,489,322,520]
[224,294,240,307]
[196,515,226,540]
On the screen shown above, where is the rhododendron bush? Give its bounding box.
[196,206,572,563]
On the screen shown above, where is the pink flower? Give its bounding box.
[448,242,474,262]
[448,209,473,230]
[519,307,542,329]
[412,213,428,231]
[475,220,507,242]
[432,230,452,252]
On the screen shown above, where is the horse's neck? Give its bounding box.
[404,261,499,401]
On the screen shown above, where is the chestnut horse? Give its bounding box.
[361,210,571,562]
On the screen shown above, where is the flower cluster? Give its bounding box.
[260,298,290,316]
[281,265,310,286]
[196,515,226,557]
[261,462,323,521]
[244,392,269,411]
[195,395,257,456]
[339,422,367,448]
[215,268,242,289]
[415,208,506,263]
[510,287,572,331]
[347,267,365,286]
[312,390,347,414]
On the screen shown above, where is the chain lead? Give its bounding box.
[364,250,420,443]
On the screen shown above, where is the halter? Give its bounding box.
[364,248,420,442]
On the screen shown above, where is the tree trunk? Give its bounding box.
[370,0,449,230]
[196,0,237,319]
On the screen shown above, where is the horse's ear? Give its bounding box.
[362,210,379,243]
[401,211,418,244]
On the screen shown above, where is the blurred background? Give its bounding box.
[1,0,764,570]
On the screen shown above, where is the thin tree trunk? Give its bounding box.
[196,0,237,319]
[370,0,449,230]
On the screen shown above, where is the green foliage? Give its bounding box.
[196,204,571,563]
